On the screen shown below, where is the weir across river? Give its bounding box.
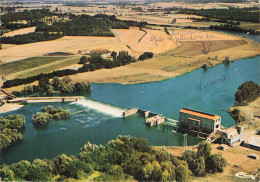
[6,96,179,124]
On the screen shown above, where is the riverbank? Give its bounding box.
[229,97,260,131]
[0,102,24,113]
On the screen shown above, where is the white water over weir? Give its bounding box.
[74,98,126,117]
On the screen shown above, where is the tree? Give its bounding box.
[74,82,91,92]
[182,149,197,171]
[0,166,15,181]
[156,148,170,162]
[160,161,175,180]
[151,161,162,181]
[60,83,74,93]
[235,81,260,105]
[38,78,50,90]
[171,18,177,24]
[61,76,72,84]
[10,160,31,179]
[142,162,154,180]
[111,51,117,61]
[79,56,88,64]
[193,157,206,177]
[208,153,227,173]
[52,77,62,88]
[197,141,211,159]
[45,85,54,96]
[175,164,189,182]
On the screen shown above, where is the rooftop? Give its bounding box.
[180,108,220,120]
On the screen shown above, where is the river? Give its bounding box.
[0,55,259,165]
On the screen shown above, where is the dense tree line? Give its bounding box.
[35,14,131,37]
[235,81,260,106]
[11,76,91,96]
[78,51,138,72]
[2,23,31,30]
[138,52,154,60]
[0,115,25,149]
[0,136,227,181]
[33,106,71,125]
[210,24,260,35]
[178,7,260,23]
[36,17,114,37]
[0,32,63,44]
[1,9,55,25]
[3,69,78,88]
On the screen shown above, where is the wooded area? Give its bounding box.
[0,115,25,149]
[0,136,226,181]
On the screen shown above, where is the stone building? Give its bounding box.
[146,115,165,126]
[179,108,221,133]
[220,126,243,146]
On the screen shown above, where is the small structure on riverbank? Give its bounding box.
[146,115,165,126]
[220,126,243,147]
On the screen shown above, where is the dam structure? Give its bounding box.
[6,95,179,125]
[7,96,85,103]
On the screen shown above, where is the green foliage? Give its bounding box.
[10,160,31,179]
[52,77,62,88]
[193,157,206,177]
[175,164,189,182]
[60,83,74,93]
[210,24,260,35]
[0,115,25,149]
[230,108,245,124]
[0,137,228,181]
[197,141,212,159]
[235,81,260,106]
[0,165,15,181]
[207,153,227,173]
[74,82,92,92]
[61,76,72,84]
[0,32,63,44]
[156,148,171,162]
[1,9,54,25]
[36,16,115,37]
[32,106,71,125]
[178,7,260,23]
[138,52,154,61]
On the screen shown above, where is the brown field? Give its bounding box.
[117,14,204,26]
[0,28,259,89]
[66,33,259,84]
[1,27,36,37]
[0,35,136,63]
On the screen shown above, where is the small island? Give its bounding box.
[33,106,71,125]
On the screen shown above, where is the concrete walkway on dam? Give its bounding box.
[7,96,85,103]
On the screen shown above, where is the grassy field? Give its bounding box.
[13,56,80,78]
[0,57,68,75]
[239,22,260,31]
[0,28,12,34]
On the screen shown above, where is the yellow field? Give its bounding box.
[1,27,36,37]
[0,28,259,87]
[0,35,136,63]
